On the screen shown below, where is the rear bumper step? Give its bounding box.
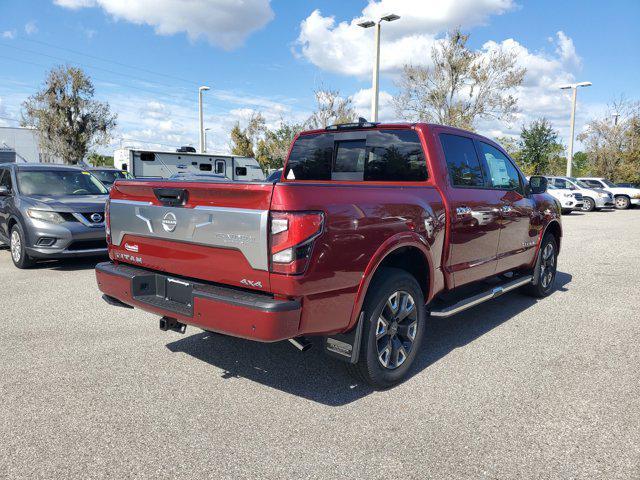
[95,261,302,342]
[430,275,532,318]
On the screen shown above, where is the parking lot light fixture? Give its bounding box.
[198,86,210,154]
[358,13,400,122]
[559,81,592,177]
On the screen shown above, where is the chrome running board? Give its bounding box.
[430,275,533,318]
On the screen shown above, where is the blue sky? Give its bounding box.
[1,0,638,154]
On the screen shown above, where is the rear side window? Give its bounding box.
[285,134,334,181]
[440,134,484,187]
[365,130,427,181]
[284,129,427,182]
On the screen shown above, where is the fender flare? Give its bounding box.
[346,231,435,331]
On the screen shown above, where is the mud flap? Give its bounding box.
[323,312,365,364]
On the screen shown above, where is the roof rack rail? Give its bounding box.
[326,117,379,131]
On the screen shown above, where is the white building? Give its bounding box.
[0,126,62,164]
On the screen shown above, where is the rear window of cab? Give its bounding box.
[284,129,428,182]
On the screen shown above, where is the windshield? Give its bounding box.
[17,170,108,196]
[91,170,128,185]
[572,180,592,189]
[601,179,617,187]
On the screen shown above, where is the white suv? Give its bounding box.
[577,177,640,209]
[546,176,615,212]
[547,185,584,214]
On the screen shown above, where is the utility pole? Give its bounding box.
[559,81,591,177]
[198,86,210,153]
[358,14,400,122]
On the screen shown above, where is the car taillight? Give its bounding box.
[105,198,111,243]
[270,211,324,275]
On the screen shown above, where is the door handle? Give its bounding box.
[456,206,472,217]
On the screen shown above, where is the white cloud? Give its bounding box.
[2,30,16,39]
[53,0,274,50]
[476,32,591,149]
[296,0,516,76]
[351,88,395,122]
[24,21,38,35]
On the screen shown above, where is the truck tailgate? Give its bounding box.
[108,180,274,291]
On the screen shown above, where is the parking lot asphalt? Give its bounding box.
[1,209,639,479]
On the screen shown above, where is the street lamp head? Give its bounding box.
[380,14,400,22]
[358,20,375,28]
[199,85,210,92]
[559,81,592,90]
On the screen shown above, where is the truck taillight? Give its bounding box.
[270,211,324,275]
[105,198,111,243]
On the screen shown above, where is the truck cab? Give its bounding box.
[97,122,561,388]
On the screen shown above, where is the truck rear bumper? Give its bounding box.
[95,261,301,342]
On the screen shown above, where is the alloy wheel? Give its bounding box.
[10,230,21,263]
[375,291,418,370]
[539,243,556,289]
[615,196,629,209]
[581,198,594,212]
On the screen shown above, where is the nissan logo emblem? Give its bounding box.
[162,212,177,232]
[90,213,103,223]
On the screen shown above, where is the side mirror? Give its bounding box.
[0,185,9,196]
[528,176,547,194]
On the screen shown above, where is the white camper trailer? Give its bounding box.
[113,148,265,181]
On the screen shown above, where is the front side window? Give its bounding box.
[553,178,568,189]
[0,169,11,190]
[478,142,522,192]
[440,134,484,187]
[91,170,126,186]
[17,170,108,196]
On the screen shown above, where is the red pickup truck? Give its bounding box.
[96,121,561,388]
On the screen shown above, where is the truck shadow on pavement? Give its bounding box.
[29,256,106,271]
[165,271,572,407]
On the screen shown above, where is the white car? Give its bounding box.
[547,185,584,214]
[577,177,640,209]
[546,176,615,212]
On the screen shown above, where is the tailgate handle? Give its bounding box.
[154,188,188,206]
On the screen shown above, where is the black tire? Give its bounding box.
[522,234,558,298]
[581,197,595,212]
[615,195,630,210]
[9,223,35,269]
[348,268,426,389]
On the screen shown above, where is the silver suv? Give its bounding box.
[546,176,614,212]
[0,164,109,268]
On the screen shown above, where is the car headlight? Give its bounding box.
[598,192,606,198]
[27,209,65,224]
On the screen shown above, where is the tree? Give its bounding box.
[518,118,563,175]
[229,122,254,157]
[578,98,640,182]
[393,28,525,130]
[22,65,117,164]
[263,121,304,169]
[306,88,357,129]
[87,152,114,167]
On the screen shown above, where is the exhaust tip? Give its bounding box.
[288,336,312,352]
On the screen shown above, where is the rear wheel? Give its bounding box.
[523,234,558,298]
[581,197,595,212]
[10,224,34,269]
[348,268,426,389]
[615,195,630,209]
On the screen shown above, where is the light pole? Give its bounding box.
[559,81,591,177]
[204,127,211,153]
[358,13,400,122]
[198,85,210,153]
